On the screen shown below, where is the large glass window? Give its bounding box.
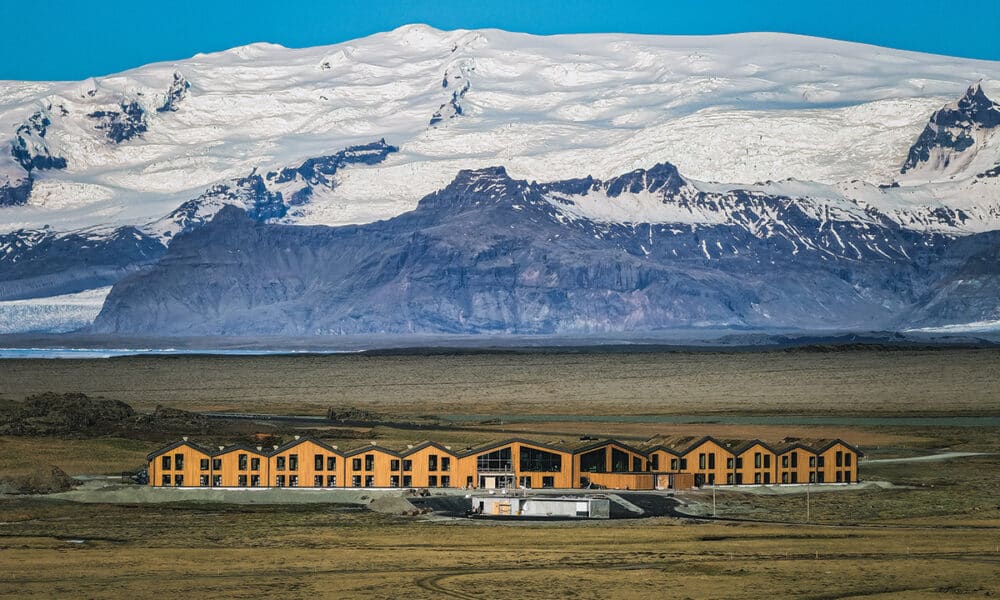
[327,456,336,470]
[519,447,562,472]
[441,457,451,472]
[212,458,222,470]
[390,459,400,471]
[200,458,209,471]
[238,475,247,487]
[476,447,513,472]
[276,456,286,471]
[364,455,374,471]
[580,448,606,473]
[352,458,361,471]
[289,454,299,471]
[161,455,171,470]
[174,474,184,486]
[402,459,412,471]
[174,454,184,470]
[314,454,324,471]
[428,455,438,472]
[251,457,260,470]
[611,449,630,472]
[239,454,248,470]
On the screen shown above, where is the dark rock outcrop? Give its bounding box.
[901,83,1000,174]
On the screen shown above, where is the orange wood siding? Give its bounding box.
[345,447,400,488]
[777,448,815,485]
[148,443,211,487]
[734,443,777,485]
[585,472,653,490]
[681,439,735,485]
[401,445,461,488]
[269,440,342,488]
[816,443,859,484]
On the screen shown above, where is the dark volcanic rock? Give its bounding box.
[0,392,136,436]
[157,72,191,112]
[89,101,148,143]
[91,164,970,336]
[0,226,166,301]
[901,83,1000,174]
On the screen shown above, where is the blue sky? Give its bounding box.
[5,0,999,80]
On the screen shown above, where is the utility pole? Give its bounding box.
[712,485,717,517]
[806,481,811,523]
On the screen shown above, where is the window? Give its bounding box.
[519,447,562,472]
[466,476,474,488]
[809,456,816,468]
[174,474,184,486]
[429,475,438,487]
[542,476,554,488]
[276,475,285,487]
[791,452,798,468]
[726,457,734,469]
[754,453,762,468]
[351,475,361,487]
[764,455,771,468]
[754,473,761,484]
[670,458,679,471]
[845,453,852,467]
[518,476,530,488]
[402,459,412,471]
[809,472,816,483]
[251,457,260,470]
[276,456,286,471]
[708,454,716,470]
[817,472,825,483]
[326,456,336,470]
[441,476,450,488]
[844,471,851,483]
[174,454,184,469]
[782,472,789,483]
[351,458,362,471]
[390,475,399,487]
[238,475,247,487]
[633,457,643,472]
[390,459,400,471]
[708,474,715,485]
[162,474,170,486]
[200,458,209,471]
[763,473,771,484]
[161,455,171,470]
[441,457,451,472]
[251,475,260,487]
[314,475,323,487]
[403,475,412,487]
[364,475,374,487]
[735,473,743,484]
[477,447,513,472]
[200,475,209,486]
[836,451,843,467]
[611,449,630,472]
[212,458,222,470]
[364,455,374,471]
[428,455,438,471]
[651,455,660,470]
[315,454,324,471]
[212,475,221,487]
[735,457,743,469]
[680,458,688,470]
[289,475,298,487]
[791,473,798,483]
[817,456,825,467]
[726,473,734,484]
[326,475,336,487]
[289,454,299,471]
[239,454,248,470]
[836,471,842,482]
[781,455,789,468]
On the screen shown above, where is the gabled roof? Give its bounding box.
[568,438,649,456]
[216,442,274,457]
[341,443,402,458]
[400,440,459,457]
[270,435,343,456]
[457,437,573,458]
[145,439,214,461]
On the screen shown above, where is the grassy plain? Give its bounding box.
[1,348,999,598]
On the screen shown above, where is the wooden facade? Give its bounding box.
[147,435,863,491]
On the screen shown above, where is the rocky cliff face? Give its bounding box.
[91,165,976,336]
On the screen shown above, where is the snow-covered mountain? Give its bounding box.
[4,25,1000,336]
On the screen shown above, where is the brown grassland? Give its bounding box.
[1,348,999,598]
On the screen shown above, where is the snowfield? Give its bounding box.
[1,25,999,234]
